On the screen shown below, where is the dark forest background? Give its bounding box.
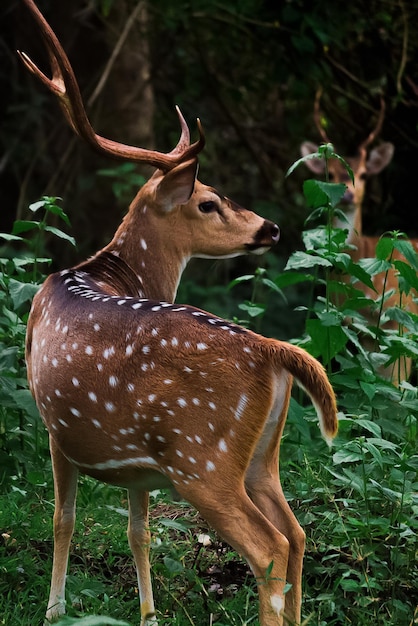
[1,0,418,335]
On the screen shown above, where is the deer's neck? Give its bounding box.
[103,204,190,303]
[334,202,364,261]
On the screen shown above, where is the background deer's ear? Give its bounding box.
[300,141,325,174]
[366,142,395,175]
[156,159,198,211]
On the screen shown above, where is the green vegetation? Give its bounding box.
[1,148,417,625]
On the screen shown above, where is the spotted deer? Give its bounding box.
[301,96,418,383]
[21,2,338,625]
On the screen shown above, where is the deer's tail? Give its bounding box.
[268,340,338,444]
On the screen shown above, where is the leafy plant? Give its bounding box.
[97,164,146,203]
[228,266,285,331]
[0,197,75,487]
[278,145,418,624]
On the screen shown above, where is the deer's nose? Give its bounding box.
[342,189,354,204]
[271,223,280,243]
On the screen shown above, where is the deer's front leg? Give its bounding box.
[127,489,157,625]
[46,436,78,622]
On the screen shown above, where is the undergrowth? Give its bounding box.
[1,151,417,625]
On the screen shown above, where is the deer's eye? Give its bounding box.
[198,201,217,214]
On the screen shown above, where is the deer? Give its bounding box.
[300,95,418,383]
[20,2,338,625]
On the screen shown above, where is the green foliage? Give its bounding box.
[281,147,417,624]
[97,165,146,203]
[0,197,75,486]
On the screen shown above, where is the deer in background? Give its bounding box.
[20,1,337,625]
[301,96,418,383]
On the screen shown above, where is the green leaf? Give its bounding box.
[354,419,381,437]
[317,143,335,159]
[394,238,418,270]
[228,274,255,289]
[274,272,314,288]
[365,437,398,451]
[163,556,184,574]
[286,154,319,177]
[394,260,418,291]
[340,578,361,592]
[333,154,354,184]
[303,179,327,209]
[105,505,129,517]
[317,309,343,327]
[368,479,404,504]
[44,226,76,247]
[302,227,328,250]
[383,306,416,326]
[8,279,39,308]
[326,467,365,494]
[359,382,377,401]
[285,250,332,271]
[28,199,48,213]
[333,448,363,464]
[358,257,391,276]
[46,202,71,226]
[348,260,376,290]
[12,220,40,235]
[239,302,265,317]
[261,277,285,296]
[310,180,347,208]
[306,318,347,361]
[375,236,394,260]
[160,517,191,532]
[303,179,347,210]
[0,233,24,242]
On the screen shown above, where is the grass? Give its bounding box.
[0,468,260,625]
[1,402,417,626]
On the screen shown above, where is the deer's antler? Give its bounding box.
[18,0,205,170]
[358,97,386,152]
[313,88,331,144]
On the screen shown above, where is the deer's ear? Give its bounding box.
[366,142,394,175]
[155,159,198,211]
[300,141,325,174]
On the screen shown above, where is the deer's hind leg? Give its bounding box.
[183,481,291,626]
[245,382,305,625]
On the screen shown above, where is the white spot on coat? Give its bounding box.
[218,439,227,453]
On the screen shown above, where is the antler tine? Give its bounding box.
[19,0,204,171]
[171,106,191,152]
[359,97,386,151]
[313,87,331,143]
[17,2,86,138]
[169,105,206,160]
